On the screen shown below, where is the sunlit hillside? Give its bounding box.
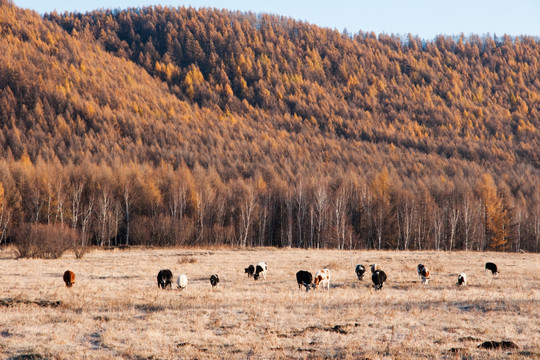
[48,6,540,172]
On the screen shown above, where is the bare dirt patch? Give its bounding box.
[0,298,62,308]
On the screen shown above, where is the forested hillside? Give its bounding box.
[47,6,540,169]
[1,1,539,253]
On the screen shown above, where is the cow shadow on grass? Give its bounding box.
[332,281,371,290]
[191,276,217,282]
[31,273,139,281]
[389,281,485,291]
[396,298,528,313]
[87,274,142,280]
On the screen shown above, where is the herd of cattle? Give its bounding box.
[62,261,500,291]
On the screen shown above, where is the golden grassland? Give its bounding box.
[0,247,538,359]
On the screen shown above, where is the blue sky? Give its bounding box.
[13,0,540,40]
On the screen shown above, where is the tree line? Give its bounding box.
[1,157,539,255]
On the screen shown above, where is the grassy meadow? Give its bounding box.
[0,247,538,359]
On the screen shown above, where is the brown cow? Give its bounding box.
[63,270,75,287]
[313,269,331,290]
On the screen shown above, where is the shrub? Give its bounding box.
[178,255,198,264]
[13,223,79,259]
[74,244,90,259]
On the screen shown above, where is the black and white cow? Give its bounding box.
[457,273,467,286]
[254,262,267,280]
[417,264,431,284]
[355,264,366,280]
[372,270,387,290]
[485,262,499,275]
[157,269,173,289]
[296,270,313,291]
[370,263,381,274]
[210,274,220,287]
[245,264,255,278]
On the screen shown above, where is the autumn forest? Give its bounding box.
[1,1,539,255]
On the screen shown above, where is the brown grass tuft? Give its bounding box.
[178,255,198,264]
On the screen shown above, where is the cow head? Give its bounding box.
[312,275,323,289]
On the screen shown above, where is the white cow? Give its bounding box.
[177,274,188,290]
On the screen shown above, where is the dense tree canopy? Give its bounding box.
[0,2,539,252]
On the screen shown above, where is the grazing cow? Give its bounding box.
[355,264,366,280]
[63,270,75,288]
[157,269,173,289]
[177,274,188,290]
[244,264,255,278]
[370,264,381,274]
[313,269,331,290]
[296,270,313,291]
[457,273,467,286]
[416,263,424,279]
[372,270,387,290]
[485,262,499,275]
[417,264,431,284]
[254,262,267,280]
[210,274,220,287]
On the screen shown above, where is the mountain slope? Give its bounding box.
[47,6,540,170]
[0,3,538,184]
[0,2,217,165]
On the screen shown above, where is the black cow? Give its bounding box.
[296,270,313,291]
[157,269,173,289]
[372,270,387,290]
[355,264,366,280]
[210,274,220,287]
[485,262,499,275]
[245,264,255,278]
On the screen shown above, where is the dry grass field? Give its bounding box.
[0,247,538,359]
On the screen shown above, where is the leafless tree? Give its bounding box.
[334,186,348,249]
[314,183,328,248]
[448,201,460,251]
[239,183,257,247]
[294,181,306,248]
[284,190,293,248]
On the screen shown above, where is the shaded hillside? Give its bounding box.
[1,1,540,252]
